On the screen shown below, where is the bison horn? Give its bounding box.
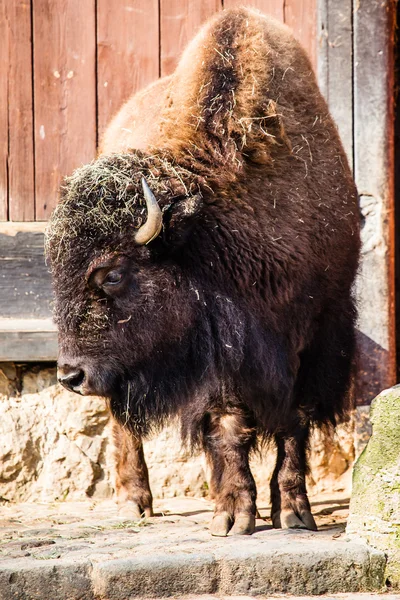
[135,178,163,245]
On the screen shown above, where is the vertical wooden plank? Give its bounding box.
[353,0,396,404]
[8,0,35,221]
[223,0,284,22]
[316,0,353,166]
[160,0,222,77]
[395,0,400,383]
[0,1,10,220]
[284,0,317,70]
[33,0,96,221]
[97,0,159,139]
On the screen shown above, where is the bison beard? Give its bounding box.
[46,8,360,536]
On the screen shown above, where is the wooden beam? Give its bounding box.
[0,223,57,361]
[33,0,97,220]
[0,321,57,362]
[353,0,396,404]
[0,223,52,320]
[97,0,159,140]
[317,0,353,167]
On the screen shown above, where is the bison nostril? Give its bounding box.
[58,369,85,392]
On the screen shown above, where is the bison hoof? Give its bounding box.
[232,513,256,535]
[272,508,317,531]
[118,500,153,520]
[210,511,255,536]
[210,512,232,536]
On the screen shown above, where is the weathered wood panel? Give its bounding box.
[160,0,222,77]
[0,223,56,361]
[223,0,284,22]
[33,0,97,220]
[285,0,317,69]
[0,0,35,221]
[97,0,160,139]
[0,1,9,220]
[7,0,35,221]
[317,0,353,166]
[353,0,396,404]
[0,224,53,320]
[0,326,57,362]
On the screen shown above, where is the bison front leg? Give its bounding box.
[203,408,257,536]
[112,418,153,519]
[270,423,317,531]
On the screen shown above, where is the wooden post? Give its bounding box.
[317,0,396,405]
[353,0,396,403]
[317,0,353,166]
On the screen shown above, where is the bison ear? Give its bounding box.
[162,193,203,247]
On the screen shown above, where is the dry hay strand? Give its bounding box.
[45,151,200,267]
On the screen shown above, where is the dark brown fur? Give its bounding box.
[47,9,360,535]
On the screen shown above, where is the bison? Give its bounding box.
[46,8,360,536]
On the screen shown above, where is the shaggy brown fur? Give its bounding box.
[47,8,360,536]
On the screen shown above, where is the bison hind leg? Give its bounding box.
[269,302,357,531]
[270,422,317,531]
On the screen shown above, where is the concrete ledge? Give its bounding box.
[0,499,386,600]
[90,541,385,599]
[0,562,93,600]
[0,540,386,600]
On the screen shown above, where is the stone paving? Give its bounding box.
[0,496,388,599]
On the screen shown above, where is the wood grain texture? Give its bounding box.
[33,0,96,220]
[223,0,284,22]
[0,223,56,359]
[0,0,35,221]
[0,1,9,220]
[7,0,35,221]
[97,0,159,139]
[0,228,52,319]
[284,0,316,69]
[160,0,222,77]
[316,0,353,166]
[353,0,396,403]
[0,330,57,361]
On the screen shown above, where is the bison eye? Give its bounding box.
[87,260,129,294]
[103,270,123,286]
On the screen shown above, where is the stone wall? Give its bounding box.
[347,385,400,588]
[0,363,361,504]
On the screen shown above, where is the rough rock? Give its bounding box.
[0,363,358,503]
[347,385,400,588]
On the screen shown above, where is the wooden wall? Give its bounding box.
[1,0,316,223]
[1,0,396,408]
[318,0,396,405]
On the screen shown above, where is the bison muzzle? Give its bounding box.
[46,8,360,536]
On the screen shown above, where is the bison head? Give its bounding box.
[46,152,206,428]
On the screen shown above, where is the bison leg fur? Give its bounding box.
[112,418,153,519]
[203,409,257,536]
[270,424,317,531]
